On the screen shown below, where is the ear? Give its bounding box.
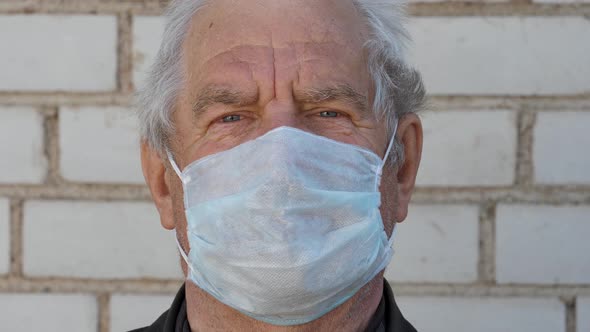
[393,113,423,223]
[141,141,176,230]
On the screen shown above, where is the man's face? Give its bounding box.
[172,0,387,162]
[161,0,402,257]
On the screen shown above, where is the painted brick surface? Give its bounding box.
[0,199,8,275]
[0,1,588,332]
[133,16,166,89]
[385,204,479,283]
[59,107,144,184]
[496,205,590,284]
[0,293,97,332]
[111,294,176,331]
[23,200,181,279]
[397,296,565,332]
[409,17,590,95]
[0,15,117,91]
[416,110,517,186]
[0,107,47,184]
[534,111,590,185]
[578,297,590,332]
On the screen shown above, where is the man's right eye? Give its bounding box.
[221,115,242,123]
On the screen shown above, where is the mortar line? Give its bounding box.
[3,277,590,297]
[117,11,134,94]
[2,185,590,203]
[564,296,576,332]
[8,199,24,278]
[1,94,589,110]
[2,2,590,16]
[42,106,62,185]
[515,109,536,187]
[511,0,533,5]
[477,202,496,283]
[98,293,111,332]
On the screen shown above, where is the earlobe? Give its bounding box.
[394,114,423,222]
[141,141,177,230]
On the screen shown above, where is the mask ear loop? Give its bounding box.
[174,230,189,262]
[375,119,399,190]
[374,119,399,246]
[166,149,183,179]
[174,229,197,278]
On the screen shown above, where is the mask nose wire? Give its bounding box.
[166,149,183,179]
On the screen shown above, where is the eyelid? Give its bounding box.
[212,110,253,124]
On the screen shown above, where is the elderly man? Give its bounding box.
[135,0,425,330]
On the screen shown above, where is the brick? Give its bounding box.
[533,111,590,184]
[0,107,47,183]
[385,204,478,283]
[59,107,144,184]
[111,294,176,331]
[0,199,8,275]
[0,15,116,91]
[416,110,517,186]
[397,296,565,332]
[409,17,590,95]
[578,297,590,332]
[133,16,165,90]
[496,205,590,284]
[0,293,97,331]
[23,200,182,279]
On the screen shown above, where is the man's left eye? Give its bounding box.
[221,115,242,123]
[319,111,339,118]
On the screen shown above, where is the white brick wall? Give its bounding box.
[409,17,590,95]
[0,2,588,331]
[0,15,117,91]
[534,111,590,185]
[385,204,479,283]
[0,199,8,275]
[110,294,175,331]
[578,297,590,332]
[59,107,144,184]
[397,296,565,332]
[496,205,590,284]
[133,16,165,89]
[0,107,47,184]
[23,200,181,279]
[0,293,97,332]
[416,110,517,186]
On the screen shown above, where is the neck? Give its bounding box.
[185,274,384,332]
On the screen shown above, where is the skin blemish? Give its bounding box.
[209,22,214,29]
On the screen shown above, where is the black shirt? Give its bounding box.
[130,279,416,332]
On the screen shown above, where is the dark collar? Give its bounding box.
[130,279,416,332]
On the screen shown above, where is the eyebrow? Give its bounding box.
[297,84,370,117]
[191,85,259,116]
[191,83,370,118]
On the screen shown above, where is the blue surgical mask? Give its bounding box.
[169,126,397,326]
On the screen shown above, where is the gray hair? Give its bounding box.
[136,0,426,166]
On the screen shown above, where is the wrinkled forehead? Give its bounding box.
[182,0,369,70]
